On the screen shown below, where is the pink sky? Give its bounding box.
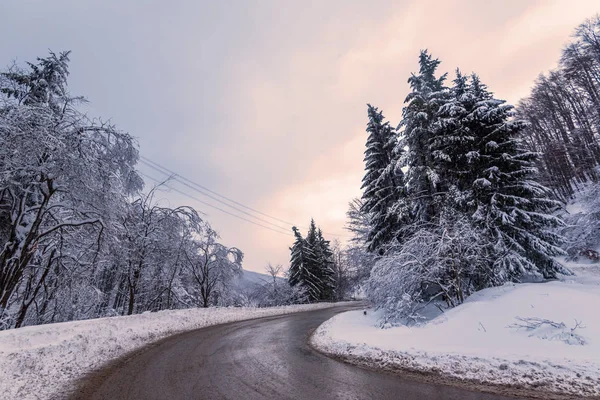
[228,0,600,273]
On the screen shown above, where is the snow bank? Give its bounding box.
[311,280,600,397]
[0,302,352,400]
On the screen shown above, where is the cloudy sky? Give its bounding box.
[1,0,599,273]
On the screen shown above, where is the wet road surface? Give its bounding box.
[72,305,523,400]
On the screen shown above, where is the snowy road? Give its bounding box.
[71,305,518,400]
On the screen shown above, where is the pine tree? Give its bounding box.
[430,70,479,196]
[304,219,324,301]
[1,51,73,113]
[463,76,566,280]
[315,228,336,300]
[288,226,320,301]
[360,105,406,253]
[397,50,449,223]
[366,55,569,320]
[431,71,566,282]
[289,220,338,302]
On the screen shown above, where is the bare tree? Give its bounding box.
[266,263,282,299]
[0,51,248,329]
[183,223,243,308]
[517,15,600,200]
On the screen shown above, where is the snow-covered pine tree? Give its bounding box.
[397,50,449,224]
[1,50,72,112]
[288,226,320,301]
[304,219,325,301]
[288,227,306,287]
[464,74,567,280]
[315,228,336,300]
[360,105,406,253]
[430,70,479,198]
[367,59,569,322]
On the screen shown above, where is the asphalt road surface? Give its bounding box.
[72,305,522,400]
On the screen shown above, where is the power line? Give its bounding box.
[139,171,292,237]
[140,159,291,232]
[139,156,351,239]
[141,156,298,226]
[141,171,291,236]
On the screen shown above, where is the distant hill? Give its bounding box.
[231,269,285,292]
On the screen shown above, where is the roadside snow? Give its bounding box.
[565,201,585,215]
[561,258,600,286]
[311,279,600,397]
[0,302,353,400]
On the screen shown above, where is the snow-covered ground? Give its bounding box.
[0,302,353,400]
[311,265,600,398]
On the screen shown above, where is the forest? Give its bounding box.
[0,52,316,330]
[0,50,353,330]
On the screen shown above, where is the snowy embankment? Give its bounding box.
[0,302,353,400]
[311,266,600,398]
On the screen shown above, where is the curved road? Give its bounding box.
[72,305,521,400]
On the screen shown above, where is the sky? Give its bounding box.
[1,0,599,273]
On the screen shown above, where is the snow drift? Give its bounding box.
[311,278,600,398]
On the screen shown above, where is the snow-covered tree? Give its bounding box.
[346,198,370,245]
[111,186,203,315]
[429,70,478,196]
[314,228,336,300]
[183,221,243,308]
[360,105,405,252]
[0,51,141,327]
[428,71,566,281]
[0,51,248,329]
[288,226,320,301]
[367,214,492,324]
[396,50,449,224]
[364,53,568,322]
[561,180,600,260]
[464,75,566,280]
[344,198,377,284]
[288,220,337,302]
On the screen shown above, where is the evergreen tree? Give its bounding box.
[432,71,566,282]
[304,219,326,301]
[288,220,337,302]
[1,50,72,112]
[397,50,449,223]
[430,70,479,196]
[288,226,320,301]
[360,104,406,253]
[315,228,336,300]
[365,53,568,321]
[464,75,566,280]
